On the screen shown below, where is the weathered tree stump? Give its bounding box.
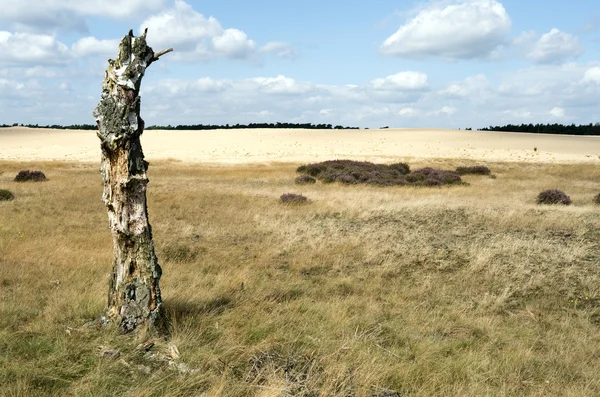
[93,30,172,334]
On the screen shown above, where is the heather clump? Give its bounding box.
[14,170,47,182]
[280,193,309,204]
[296,160,463,187]
[407,168,463,186]
[537,189,572,205]
[295,175,316,185]
[456,165,491,175]
[593,193,600,204]
[0,189,14,201]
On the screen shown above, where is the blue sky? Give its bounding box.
[0,0,599,129]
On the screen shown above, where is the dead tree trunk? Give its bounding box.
[93,30,172,334]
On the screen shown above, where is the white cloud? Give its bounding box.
[71,37,120,57]
[0,0,166,32]
[503,109,532,119]
[135,63,600,129]
[549,107,565,117]
[0,31,125,65]
[212,29,257,59]
[319,109,337,116]
[3,54,600,129]
[0,31,69,65]
[436,106,457,116]
[74,0,166,19]
[371,71,428,90]
[141,1,222,52]
[581,67,600,84]
[143,77,232,97]
[248,75,312,95]
[140,0,284,63]
[439,74,491,97]
[0,78,26,93]
[399,107,418,116]
[243,110,275,118]
[356,106,391,120]
[192,77,232,93]
[512,30,537,45]
[380,0,511,60]
[498,82,544,97]
[528,28,584,63]
[260,42,299,59]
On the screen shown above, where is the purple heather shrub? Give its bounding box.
[424,178,443,187]
[280,193,309,204]
[536,189,572,205]
[295,174,316,185]
[14,170,47,182]
[295,160,461,187]
[455,165,491,175]
[388,162,411,175]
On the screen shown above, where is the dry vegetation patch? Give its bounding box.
[455,165,491,175]
[0,188,14,201]
[537,188,572,205]
[1,159,600,396]
[13,170,47,182]
[280,192,309,204]
[296,159,466,187]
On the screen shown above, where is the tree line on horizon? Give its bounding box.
[2,122,600,135]
[471,122,600,136]
[0,122,359,131]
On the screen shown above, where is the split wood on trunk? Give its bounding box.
[93,29,172,334]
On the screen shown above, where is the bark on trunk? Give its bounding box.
[92,30,171,334]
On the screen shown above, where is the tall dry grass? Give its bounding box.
[1,159,600,396]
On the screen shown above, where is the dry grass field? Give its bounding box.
[1,158,600,396]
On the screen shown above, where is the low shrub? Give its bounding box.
[456,165,491,175]
[408,168,463,185]
[296,164,326,177]
[423,178,443,187]
[295,175,316,185]
[593,193,600,204]
[405,173,426,183]
[294,160,463,187]
[280,193,308,204]
[537,189,572,205]
[388,162,411,175]
[14,170,47,182]
[0,189,14,201]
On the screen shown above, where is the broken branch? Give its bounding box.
[153,48,173,61]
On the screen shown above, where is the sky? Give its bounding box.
[0,0,599,129]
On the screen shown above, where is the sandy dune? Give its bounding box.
[1,127,599,164]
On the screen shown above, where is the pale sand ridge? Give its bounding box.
[1,127,599,164]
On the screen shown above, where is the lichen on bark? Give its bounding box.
[93,30,170,334]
